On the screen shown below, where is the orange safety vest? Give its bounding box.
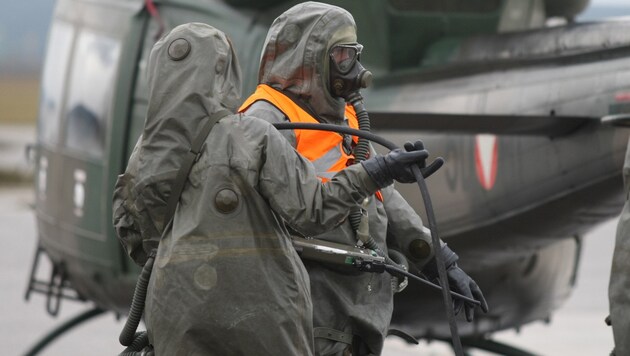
[239,84,383,201]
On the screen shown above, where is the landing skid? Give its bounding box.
[23,307,105,356]
[433,337,539,356]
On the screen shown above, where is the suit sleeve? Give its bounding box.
[245,101,297,148]
[256,120,379,236]
[382,175,444,269]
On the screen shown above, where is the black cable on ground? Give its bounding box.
[24,307,105,356]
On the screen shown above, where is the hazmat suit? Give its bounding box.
[112,23,432,356]
[239,2,488,355]
[609,138,630,356]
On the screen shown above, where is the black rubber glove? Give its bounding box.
[361,145,428,188]
[423,245,489,322]
[403,140,444,179]
[361,140,443,188]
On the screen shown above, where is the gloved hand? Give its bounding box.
[444,263,489,321]
[361,140,440,188]
[423,245,489,322]
[403,141,444,179]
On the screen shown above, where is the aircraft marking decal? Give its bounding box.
[38,156,48,200]
[615,92,630,102]
[474,134,498,191]
[73,169,86,217]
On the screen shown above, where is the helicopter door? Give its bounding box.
[34,0,145,310]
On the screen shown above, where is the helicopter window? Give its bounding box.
[388,0,501,13]
[38,21,74,146]
[64,31,120,158]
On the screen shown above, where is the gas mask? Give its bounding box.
[329,43,372,100]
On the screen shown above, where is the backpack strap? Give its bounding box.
[313,327,353,345]
[162,109,231,231]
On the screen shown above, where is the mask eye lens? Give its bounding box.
[331,45,359,73]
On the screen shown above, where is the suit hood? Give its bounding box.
[258,1,356,122]
[113,23,242,264]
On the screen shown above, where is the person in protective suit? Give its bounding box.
[239,2,489,355]
[112,23,433,356]
[608,140,630,356]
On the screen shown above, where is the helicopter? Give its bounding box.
[24,0,630,354]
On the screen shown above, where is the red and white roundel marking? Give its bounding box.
[474,134,498,190]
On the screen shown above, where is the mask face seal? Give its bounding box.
[330,43,363,73]
[329,43,372,99]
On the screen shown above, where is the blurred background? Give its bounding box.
[0,0,629,355]
[1,0,629,130]
[0,1,53,125]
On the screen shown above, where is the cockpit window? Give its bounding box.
[39,21,74,146]
[64,30,120,158]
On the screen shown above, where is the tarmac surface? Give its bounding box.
[0,123,618,355]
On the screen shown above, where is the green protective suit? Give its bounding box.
[112,23,382,356]
[609,138,630,356]
[244,2,436,354]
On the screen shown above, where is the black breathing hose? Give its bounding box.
[345,93,372,238]
[273,123,398,151]
[118,331,153,356]
[272,122,466,356]
[346,93,371,162]
[119,253,155,347]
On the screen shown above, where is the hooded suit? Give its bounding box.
[112,23,384,356]
[609,139,630,356]
[240,3,436,354]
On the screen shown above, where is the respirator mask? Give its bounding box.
[329,43,373,99]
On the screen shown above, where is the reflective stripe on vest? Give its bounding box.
[239,84,383,201]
